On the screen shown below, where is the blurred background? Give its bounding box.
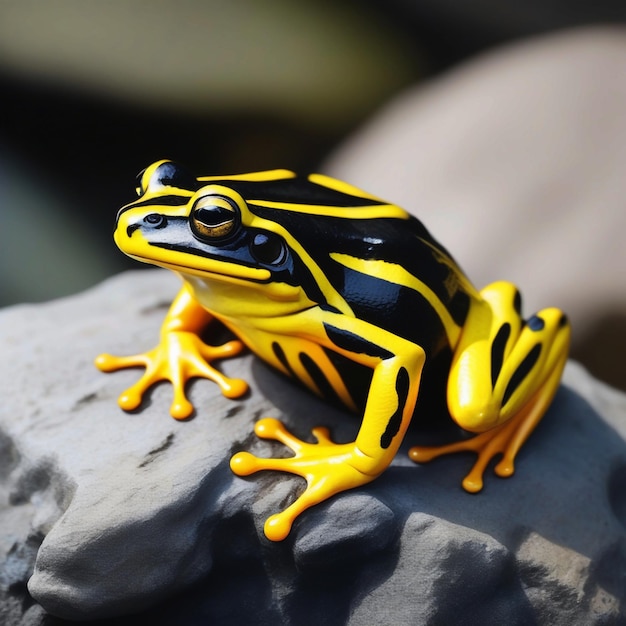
[1,0,625,389]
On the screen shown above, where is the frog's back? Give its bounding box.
[218,172,476,357]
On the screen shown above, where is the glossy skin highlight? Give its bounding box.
[96,160,570,541]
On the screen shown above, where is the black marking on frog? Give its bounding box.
[299,351,342,406]
[502,344,542,407]
[380,367,410,449]
[323,324,393,361]
[272,342,296,380]
[491,323,511,388]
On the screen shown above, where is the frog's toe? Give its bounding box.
[311,426,333,445]
[253,418,313,453]
[95,352,146,372]
[253,417,285,439]
[230,449,303,476]
[264,512,294,542]
[115,366,164,412]
[117,388,143,412]
[217,377,249,399]
[184,348,248,400]
[117,374,160,411]
[461,472,484,493]
[462,448,515,491]
[408,445,442,464]
[170,397,194,420]
[263,490,323,541]
[94,353,114,371]
[230,451,264,476]
[200,339,246,361]
[263,478,339,541]
[494,457,515,478]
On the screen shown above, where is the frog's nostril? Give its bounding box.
[144,213,167,229]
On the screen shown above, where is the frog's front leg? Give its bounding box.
[95,284,248,418]
[231,321,425,541]
[409,281,570,492]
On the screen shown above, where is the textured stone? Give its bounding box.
[349,514,535,626]
[293,494,397,571]
[1,268,626,625]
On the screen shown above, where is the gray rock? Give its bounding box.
[1,269,626,625]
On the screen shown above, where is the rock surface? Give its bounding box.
[1,269,626,625]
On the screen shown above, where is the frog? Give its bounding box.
[96,159,570,542]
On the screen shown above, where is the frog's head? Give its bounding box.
[114,160,349,313]
[115,160,420,317]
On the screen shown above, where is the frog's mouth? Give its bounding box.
[123,249,303,302]
[125,248,271,282]
[115,215,267,278]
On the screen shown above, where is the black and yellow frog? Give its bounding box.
[96,160,570,541]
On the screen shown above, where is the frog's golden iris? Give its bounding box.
[190,195,239,240]
[97,160,570,541]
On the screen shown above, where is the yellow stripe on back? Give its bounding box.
[330,253,462,346]
[249,199,409,221]
[308,173,386,202]
[198,170,296,183]
[417,237,479,299]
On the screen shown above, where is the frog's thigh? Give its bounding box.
[447,281,570,433]
[446,281,521,432]
[410,282,569,492]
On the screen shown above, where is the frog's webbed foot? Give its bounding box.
[95,331,248,419]
[409,404,536,492]
[230,418,378,541]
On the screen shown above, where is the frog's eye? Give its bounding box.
[190,195,240,241]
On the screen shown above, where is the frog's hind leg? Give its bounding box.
[409,281,570,492]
